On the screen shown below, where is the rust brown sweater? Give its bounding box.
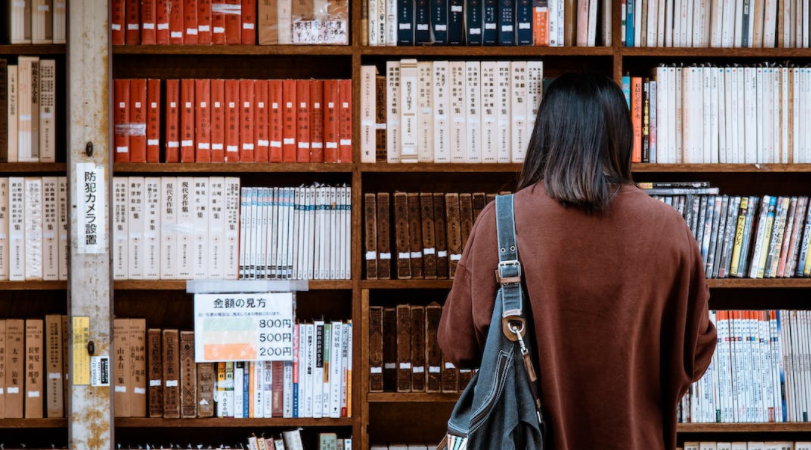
[438,182,717,450]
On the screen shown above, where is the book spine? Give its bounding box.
[254,80,270,163]
[240,79,256,163]
[198,0,213,44]
[242,0,257,43]
[397,0,415,44]
[386,62,401,163]
[184,0,199,44]
[24,319,44,418]
[361,67,377,163]
[38,60,55,163]
[339,79,353,163]
[448,0,465,44]
[510,61,527,162]
[144,178,162,280]
[224,79,240,163]
[114,79,131,163]
[532,0,548,45]
[210,79,225,163]
[466,0,483,44]
[483,0,498,44]
[516,0,533,44]
[498,0,516,44]
[195,79,212,163]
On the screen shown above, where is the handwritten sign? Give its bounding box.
[76,163,106,254]
[194,292,294,362]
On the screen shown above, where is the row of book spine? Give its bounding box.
[646,189,811,278]
[248,431,352,450]
[0,58,57,163]
[136,321,352,419]
[625,65,811,164]
[364,191,498,280]
[369,303,474,393]
[0,177,68,282]
[680,443,810,450]
[4,0,67,44]
[111,0,349,45]
[371,445,434,450]
[359,60,543,164]
[239,185,352,281]
[0,316,68,419]
[113,78,352,164]
[365,0,611,46]
[623,0,808,48]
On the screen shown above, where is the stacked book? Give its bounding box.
[113,78,352,164]
[369,303,474,394]
[4,1,67,44]
[364,191,500,280]
[360,61,543,164]
[0,315,69,419]
[249,431,352,450]
[641,182,811,279]
[136,321,352,419]
[0,177,69,281]
[371,446,434,450]
[680,310,811,424]
[365,0,611,46]
[625,65,811,164]
[111,0,349,45]
[680,444,811,450]
[1,58,57,163]
[623,0,808,48]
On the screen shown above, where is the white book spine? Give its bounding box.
[38,60,55,163]
[717,68,727,164]
[177,177,194,279]
[386,62,402,163]
[7,66,18,163]
[361,66,377,163]
[224,177,240,279]
[369,0,379,46]
[127,177,145,280]
[16,58,34,162]
[781,68,789,163]
[41,177,57,280]
[262,361,273,418]
[234,364,244,419]
[329,322,343,418]
[239,188,248,279]
[702,68,712,163]
[23,177,43,280]
[764,0,777,46]
[277,0,292,44]
[312,322,325,419]
[772,68,780,164]
[526,61,543,151]
[342,321,351,416]
[53,0,66,43]
[399,59,419,163]
[659,0,668,45]
[253,362,264,418]
[160,177,177,280]
[57,176,67,280]
[0,178,8,280]
[208,177,225,279]
[710,68,720,163]
[656,68,668,164]
[322,323,331,416]
[192,177,209,280]
[673,0,683,46]
[589,0,600,46]
[432,61,450,163]
[510,61,528,163]
[675,67,683,162]
[386,0,398,45]
[144,177,161,280]
[113,178,129,280]
[496,61,512,163]
[417,62,434,163]
[745,67,758,163]
[735,68,746,163]
[635,0,643,45]
[303,323,314,417]
[481,62,497,163]
[793,68,800,163]
[283,360,293,418]
[667,67,677,163]
[464,61,482,163]
[9,0,27,43]
[449,61,467,163]
[548,0,558,46]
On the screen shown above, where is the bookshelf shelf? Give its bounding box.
[113,163,354,173]
[361,163,523,173]
[361,279,811,290]
[0,418,67,428]
[632,164,811,173]
[359,46,614,57]
[0,163,67,173]
[621,47,811,58]
[361,280,454,289]
[360,163,811,173]
[676,423,811,433]
[0,44,67,55]
[0,281,68,290]
[367,393,461,403]
[113,280,353,290]
[115,418,354,427]
[112,45,353,56]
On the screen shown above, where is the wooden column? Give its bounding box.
[67,0,114,449]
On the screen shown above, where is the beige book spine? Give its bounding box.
[24,319,44,418]
[114,319,131,417]
[129,319,147,417]
[38,60,55,163]
[45,314,63,418]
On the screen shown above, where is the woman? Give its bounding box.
[438,72,717,450]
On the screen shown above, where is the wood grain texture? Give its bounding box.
[114,163,353,173]
[0,45,67,55]
[0,163,68,173]
[115,417,354,427]
[113,45,353,55]
[0,281,68,290]
[0,418,68,428]
[367,393,461,402]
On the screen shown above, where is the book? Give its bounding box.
[162,329,180,418]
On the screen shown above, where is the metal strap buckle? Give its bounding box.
[495,260,522,285]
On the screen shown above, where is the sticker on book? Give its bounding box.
[90,356,110,387]
[194,292,294,362]
[76,163,107,254]
[292,20,348,44]
[72,316,91,385]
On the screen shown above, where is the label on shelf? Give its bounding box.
[76,163,107,254]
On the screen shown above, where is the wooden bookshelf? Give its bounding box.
[0,281,68,290]
[114,162,353,173]
[115,418,353,427]
[113,280,353,290]
[113,45,354,56]
[0,44,67,55]
[0,418,68,428]
[0,163,68,173]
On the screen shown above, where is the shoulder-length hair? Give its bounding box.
[517,72,634,213]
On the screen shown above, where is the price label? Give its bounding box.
[194,292,294,362]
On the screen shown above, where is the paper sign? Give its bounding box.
[90,356,110,386]
[76,163,107,254]
[194,292,294,362]
[72,316,90,385]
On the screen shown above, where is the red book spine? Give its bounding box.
[225,0,242,44]
[146,79,161,163]
[282,80,297,163]
[130,79,148,163]
[126,0,142,44]
[296,80,311,163]
[165,80,181,163]
[338,79,352,163]
[114,79,130,162]
[141,0,158,44]
[241,0,256,44]
[269,80,284,163]
[180,79,196,163]
[184,0,199,44]
[112,0,125,45]
[197,0,213,44]
[240,79,255,162]
[323,80,339,163]
[309,80,324,163]
[211,2,226,44]
[224,79,241,162]
[195,79,212,162]
[156,0,171,44]
[254,80,270,163]
[631,77,642,163]
[210,79,226,162]
[170,0,185,44]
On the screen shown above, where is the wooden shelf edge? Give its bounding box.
[0,281,67,290]
[0,163,67,173]
[359,46,614,57]
[361,280,454,289]
[114,280,353,290]
[367,393,461,403]
[115,417,353,427]
[114,163,353,173]
[361,163,811,173]
[112,45,352,56]
[622,47,811,58]
[0,418,67,428]
[677,423,811,432]
[361,163,522,173]
[0,44,67,55]
[362,279,811,289]
[633,163,811,172]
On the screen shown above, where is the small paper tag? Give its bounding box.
[445,362,456,369]
[379,253,392,260]
[28,391,40,398]
[423,248,436,255]
[429,366,441,374]
[7,387,19,394]
[365,251,377,260]
[413,366,425,373]
[135,387,147,394]
[370,367,383,374]
[399,362,412,370]
[384,363,396,369]
[150,379,162,387]
[166,380,179,387]
[115,385,127,393]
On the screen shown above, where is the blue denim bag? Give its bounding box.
[438,194,545,450]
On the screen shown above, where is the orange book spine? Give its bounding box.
[147,79,162,163]
[282,80,297,163]
[338,79,352,163]
[269,80,284,163]
[323,80,339,163]
[170,0,185,44]
[210,79,226,162]
[254,80,270,162]
[184,0,199,44]
[631,77,642,163]
[130,79,148,163]
[241,0,257,44]
[225,0,242,44]
[211,1,226,44]
[165,80,181,163]
[225,79,241,162]
[157,0,171,44]
[533,5,548,45]
[126,0,142,44]
[180,79,196,163]
[309,80,325,163]
[296,80,311,163]
[141,0,158,44]
[195,79,212,162]
[114,79,131,162]
[112,0,126,45]
[240,79,256,162]
[198,0,213,44]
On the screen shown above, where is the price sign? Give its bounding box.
[194,292,294,362]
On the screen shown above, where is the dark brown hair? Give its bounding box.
[517,72,634,213]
